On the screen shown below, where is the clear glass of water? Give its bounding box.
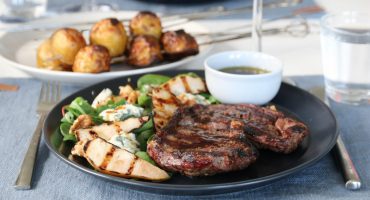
[320,12,370,105]
[0,0,47,22]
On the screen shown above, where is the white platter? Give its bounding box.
[0,11,212,85]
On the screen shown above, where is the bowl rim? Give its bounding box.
[204,50,283,79]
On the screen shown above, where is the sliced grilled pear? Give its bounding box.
[152,74,207,129]
[152,87,180,130]
[74,116,149,142]
[73,138,170,181]
[164,74,206,96]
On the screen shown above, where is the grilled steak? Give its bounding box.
[209,104,309,153]
[148,104,309,176]
[147,105,259,176]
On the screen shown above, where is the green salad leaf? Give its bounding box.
[65,106,81,117]
[96,99,126,114]
[135,151,156,165]
[137,74,171,90]
[199,93,221,104]
[136,129,154,151]
[63,134,77,142]
[147,134,155,143]
[69,97,96,116]
[60,97,101,143]
[61,111,75,124]
[138,93,151,107]
[134,118,153,133]
[91,115,104,125]
[59,122,76,142]
[60,122,71,136]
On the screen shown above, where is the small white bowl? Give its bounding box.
[204,51,283,105]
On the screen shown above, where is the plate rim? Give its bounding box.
[0,11,212,83]
[43,69,339,193]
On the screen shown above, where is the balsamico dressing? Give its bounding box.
[219,66,269,75]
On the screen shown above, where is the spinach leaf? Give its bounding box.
[96,99,126,114]
[69,97,96,116]
[135,151,156,165]
[66,106,82,118]
[60,122,71,136]
[63,134,77,142]
[199,93,221,104]
[137,74,171,90]
[61,111,75,124]
[138,93,152,107]
[142,107,153,116]
[91,115,104,125]
[147,134,155,144]
[60,122,77,142]
[134,118,153,133]
[136,129,154,151]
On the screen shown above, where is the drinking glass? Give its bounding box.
[0,0,47,22]
[320,12,370,105]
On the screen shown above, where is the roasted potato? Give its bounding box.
[161,30,199,60]
[36,39,68,71]
[127,35,163,67]
[72,45,110,73]
[50,28,86,65]
[129,11,162,39]
[90,18,128,57]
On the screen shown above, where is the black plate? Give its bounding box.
[43,70,338,195]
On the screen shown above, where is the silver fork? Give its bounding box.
[14,82,61,190]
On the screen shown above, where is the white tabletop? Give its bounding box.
[182,19,323,76]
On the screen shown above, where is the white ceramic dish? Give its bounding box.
[0,11,211,85]
[204,51,283,104]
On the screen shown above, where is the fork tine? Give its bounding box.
[45,82,51,103]
[56,82,61,102]
[39,83,47,102]
[51,82,57,103]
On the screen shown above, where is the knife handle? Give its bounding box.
[14,114,45,190]
[334,135,361,190]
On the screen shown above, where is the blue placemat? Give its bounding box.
[0,75,369,200]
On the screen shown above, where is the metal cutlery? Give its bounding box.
[0,0,303,33]
[162,0,303,29]
[81,3,314,34]
[197,17,310,45]
[309,86,361,190]
[163,0,302,22]
[283,80,361,190]
[14,82,61,190]
[0,83,19,91]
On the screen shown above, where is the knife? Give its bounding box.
[309,86,361,190]
[0,83,18,91]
